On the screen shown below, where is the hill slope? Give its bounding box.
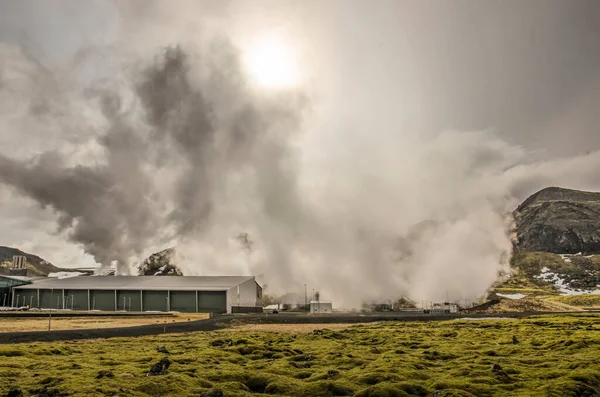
[514,187,600,254]
[0,246,63,276]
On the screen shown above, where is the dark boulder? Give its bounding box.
[147,358,170,376]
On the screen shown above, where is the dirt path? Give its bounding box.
[0,313,208,332]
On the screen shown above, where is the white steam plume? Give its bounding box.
[2,2,600,308]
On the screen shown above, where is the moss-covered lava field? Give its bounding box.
[2,314,600,397]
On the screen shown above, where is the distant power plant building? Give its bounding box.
[430,302,458,314]
[11,276,262,313]
[310,300,332,314]
[11,256,26,270]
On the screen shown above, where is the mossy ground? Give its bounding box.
[547,295,600,307]
[2,314,600,396]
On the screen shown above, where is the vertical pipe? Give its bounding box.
[62,289,65,310]
[114,290,117,312]
[304,284,307,315]
[123,296,126,311]
[48,289,53,331]
[167,290,170,312]
[195,290,198,313]
[37,289,40,308]
[87,290,90,311]
[140,290,143,312]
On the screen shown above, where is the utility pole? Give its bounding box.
[304,284,307,315]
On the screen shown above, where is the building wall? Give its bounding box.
[310,301,333,314]
[64,289,89,310]
[117,290,142,311]
[170,291,196,313]
[226,278,260,313]
[90,290,115,311]
[39,289,63,310]
[13,289,37,308]
[198,291,227,313]
[15,286,239,313]
[143,290,168,312]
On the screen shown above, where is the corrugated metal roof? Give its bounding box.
[14,276,254,291]
[0,274,32,283]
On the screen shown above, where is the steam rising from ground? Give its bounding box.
[2,6,600,307]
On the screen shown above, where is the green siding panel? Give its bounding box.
[198,291,226,313]
[90,290,115,311]
[64,290,89,310]
[13,289,37,308]
[39,289,63,309]
[169,291,196,313]
[142,290,168,312]
[116,290,142,311]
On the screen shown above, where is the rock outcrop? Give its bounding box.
[515,187,600,255]
[137,248,182,276]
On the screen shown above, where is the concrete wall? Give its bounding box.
[226,278,259,314]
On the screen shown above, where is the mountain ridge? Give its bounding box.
[0,246,64,276]
[514,187,600,254]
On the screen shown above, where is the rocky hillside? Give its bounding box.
[137,247,182,276]
[515,187,600,255]
[0,246,64,276]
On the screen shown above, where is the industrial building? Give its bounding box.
[430,302,459,314]
[0,275,31,307]
[10,276,262,314]
[310,300,333,314]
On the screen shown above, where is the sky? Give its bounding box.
[0,0,599,304]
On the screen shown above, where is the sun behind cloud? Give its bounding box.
[243,34,300,89]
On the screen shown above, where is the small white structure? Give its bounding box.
[11,256,26,270]
[48,272,87,279]
[310,300,332,314]
[263,304,280,313]
[430,302,458,314]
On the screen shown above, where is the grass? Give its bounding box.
[1,315,600,396]
[0,313,209,332]
[547,295,600,307]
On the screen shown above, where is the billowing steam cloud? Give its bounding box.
[2,2,600,308]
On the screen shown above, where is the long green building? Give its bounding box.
[9,275,262,314]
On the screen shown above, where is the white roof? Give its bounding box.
[14,276,255,291]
